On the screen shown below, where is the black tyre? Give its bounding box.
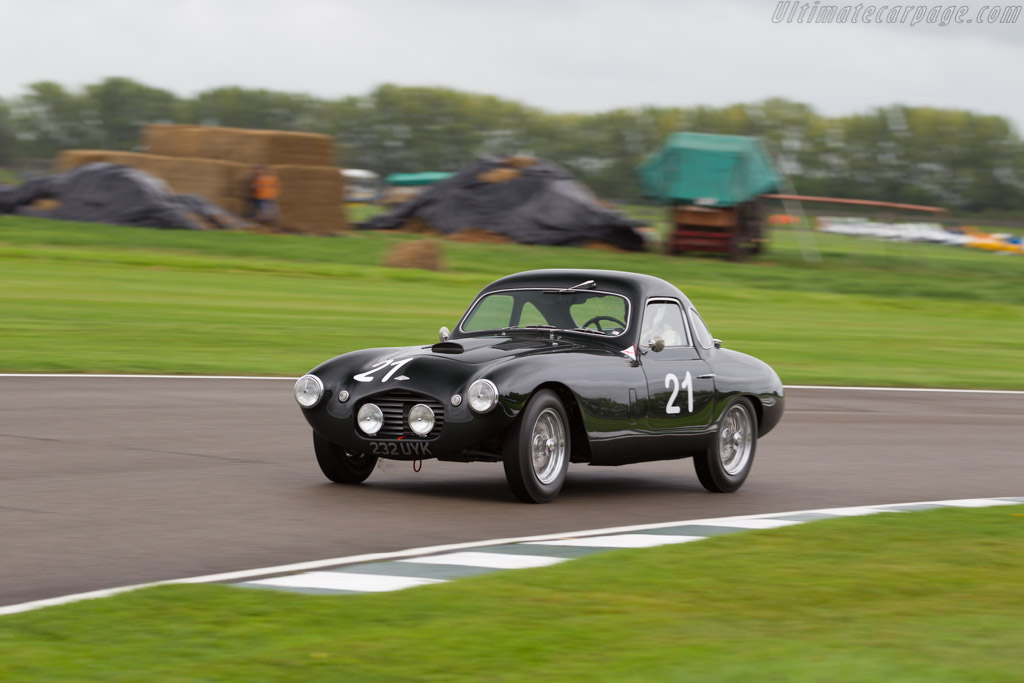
[502,389,570,503]
[313,432,378,484]
[694,397,757,493]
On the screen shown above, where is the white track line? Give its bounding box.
[0,373,1021,394]
[529,534,705,548]
[1,497,1020,617]
[246,572,443,593]
[0,374,291,380]
[400,552,565,570]
[785,384,1024,395]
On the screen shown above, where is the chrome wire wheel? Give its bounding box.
[717,403,753,476]
[503,390,571,503]
[530,407,566,485]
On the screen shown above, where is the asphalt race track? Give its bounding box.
[2,376,1022,608]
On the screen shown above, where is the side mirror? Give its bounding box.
[648,336,665,353]
[713,338,722,349]
[438,326,450,342]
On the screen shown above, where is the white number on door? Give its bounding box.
[665,371,694,414]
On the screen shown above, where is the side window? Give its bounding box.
[640,301,689,347]
[689,308,714,349]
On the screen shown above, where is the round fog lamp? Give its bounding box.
[294,375,324,408]
[467,379,499,414]
[357,403,384,436]
[408,403,435,436]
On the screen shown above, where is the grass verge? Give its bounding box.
[1,216,1022,387]
[1,505,1022,681]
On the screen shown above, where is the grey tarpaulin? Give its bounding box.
[0,163,243,230]
[359,158,645,251]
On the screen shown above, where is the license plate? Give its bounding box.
[368,441,432,457]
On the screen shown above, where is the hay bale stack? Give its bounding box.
[55,150,171,175]
[55,150,120,172]
[143,125,207,158]
[384,239,444,271]
[145,124,334,167]
[257,130,334,167]
[58,125,346,234]
[271,165,346,234]
[56,150,160,176]
[56,152,346,233]
[54,150,251,216]
[151,157,252,216]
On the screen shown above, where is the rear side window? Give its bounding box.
[689,308,714,349]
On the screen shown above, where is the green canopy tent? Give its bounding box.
[638,132,780,207]
[380,172,457,206]
[384,172,455,187]
[637,133,781,259]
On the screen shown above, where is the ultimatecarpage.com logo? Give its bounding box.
[772,2,1021,26]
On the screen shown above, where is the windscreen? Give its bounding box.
[461,289,629,336]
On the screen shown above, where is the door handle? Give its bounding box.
[697,373,715,379]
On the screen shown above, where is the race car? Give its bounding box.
[294,269,784,503]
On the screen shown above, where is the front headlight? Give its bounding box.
[294,375,324,408]
[467,379,499,413]
[408,403,435,436]
[357,403,384,435]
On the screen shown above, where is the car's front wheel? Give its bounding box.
[694,397,757,492]
[503,389,570,503]
[313,432,378,484]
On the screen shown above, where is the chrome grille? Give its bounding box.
[365,390,445,439]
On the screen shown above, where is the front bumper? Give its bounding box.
[301,386,517,460]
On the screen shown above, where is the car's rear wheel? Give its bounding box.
[313,432,378,484]
[503,390,570,503]
[694,397,757,493]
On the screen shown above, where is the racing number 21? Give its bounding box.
[665,371,693,414]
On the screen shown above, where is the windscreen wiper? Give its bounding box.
[543,279,597,295]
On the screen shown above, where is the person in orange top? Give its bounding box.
[250,166,280,225]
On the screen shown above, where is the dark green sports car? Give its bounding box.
[295,269,784,503]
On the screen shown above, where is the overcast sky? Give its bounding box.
[3,0,1023,131]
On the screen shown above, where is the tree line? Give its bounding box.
[2,77,1023,214]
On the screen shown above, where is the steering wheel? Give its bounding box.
[581,315,627,333]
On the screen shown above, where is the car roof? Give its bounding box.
[478,269,693,307]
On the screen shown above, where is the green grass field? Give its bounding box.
[2,218,1021,679]
[1,505,1021,681]
[1,216,1023,386]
